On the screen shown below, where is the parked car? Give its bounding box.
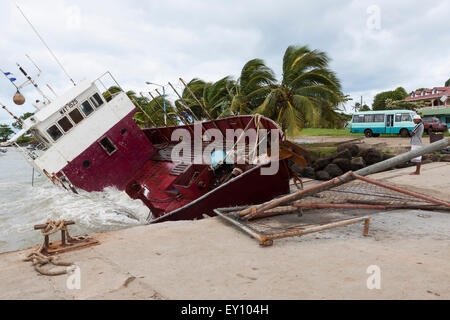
[422,117,447,134]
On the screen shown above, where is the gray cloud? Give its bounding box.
[1,0,449,123]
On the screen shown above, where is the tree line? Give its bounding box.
[0,112,35,143]
[128,45,348,136]
[355,77,450,112]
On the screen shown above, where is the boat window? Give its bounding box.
[99,137,117,155]
[47,125,63,142]
[57,116,74,133]
[68,108,84,124]
[80,100,94,116]
[90,93,104,108]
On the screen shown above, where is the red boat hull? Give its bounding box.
[150,159,292,223]
[56,113,293,223]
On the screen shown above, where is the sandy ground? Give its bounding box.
[0,163,449,300]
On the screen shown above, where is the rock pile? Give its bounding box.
[294,143,444,181]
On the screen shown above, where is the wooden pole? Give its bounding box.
[130,96,157,127]
[154,88,192,127]
[167,81,199,122]
[179,77,214,121]
[351,173,450,208]
[139,92,165,126]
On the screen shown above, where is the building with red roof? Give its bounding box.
[405,86,450,129]
[406,86,450,106]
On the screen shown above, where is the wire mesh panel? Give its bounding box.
[216,177,448,246]
[303,180,430,206]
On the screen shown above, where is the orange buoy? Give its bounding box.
[13,91,25,105]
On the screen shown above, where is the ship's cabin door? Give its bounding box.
[386,114,394,134]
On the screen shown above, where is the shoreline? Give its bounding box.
[1,163,449,299]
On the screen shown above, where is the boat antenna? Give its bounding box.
[47,84,58,97]
[17,62,51,104]
[0,102,23,126]
[25,54,41,74]
[16,4,76,86]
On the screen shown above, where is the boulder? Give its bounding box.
[335,149,352,160]
[288,161,302,176]
[313,158,332,170]
[332,158,351,172]
[382,153,395,161]
[350,157,366,171]
[300,167,316,179]
[315,170,330,181]
[431,154,441,162]
[361,148,383,165]
[324,153,338,160]
[324,163,343,178]
[337,143,360,157]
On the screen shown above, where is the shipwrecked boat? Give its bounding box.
[3,72,309,223]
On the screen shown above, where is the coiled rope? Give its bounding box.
[24,219,85,276]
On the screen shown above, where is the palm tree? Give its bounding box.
[175,77,236,120]
[202,76,235,119]
[255,45,344,135]
[174,78,208,121]
[230,59,276,115]
[102,86,178,128]
[133,94,179,128]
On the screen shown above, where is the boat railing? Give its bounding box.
[93,71,124,102]
[13,142,44,171]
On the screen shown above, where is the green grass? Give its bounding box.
[310,147,338,157]
[295,128,363,137]
[297,142,339,148]
[292,127,450,138]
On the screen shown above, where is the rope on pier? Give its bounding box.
[23,219,84,276]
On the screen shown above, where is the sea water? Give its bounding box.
[0,148,149,253]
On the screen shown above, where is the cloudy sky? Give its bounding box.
[1,0,449,125]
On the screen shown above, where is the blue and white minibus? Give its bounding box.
[349,110,418,137]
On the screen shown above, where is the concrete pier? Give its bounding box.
[1,162,450,300]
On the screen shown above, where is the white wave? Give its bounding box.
[0,148,149,253]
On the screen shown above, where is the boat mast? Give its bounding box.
[16,4,76,87]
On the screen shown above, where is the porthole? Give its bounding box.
[120,128,128,135]
[83,160,91,168]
